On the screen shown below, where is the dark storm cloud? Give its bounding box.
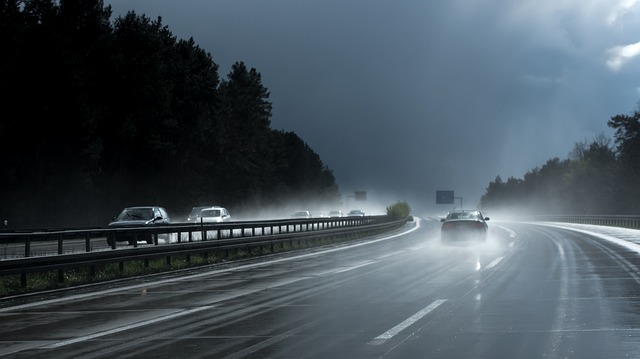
[107,0,640,214]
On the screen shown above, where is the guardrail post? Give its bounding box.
[24,236,31,258]
[58,234,63,255]
[58,234,65,281]
[200,219,205,241]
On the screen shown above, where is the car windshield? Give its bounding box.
[201,209,221,217]
[189,207,207,217]
[448,211,480,220]
[117,208,154,221]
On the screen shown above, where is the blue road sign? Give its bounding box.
[436,190,454,204]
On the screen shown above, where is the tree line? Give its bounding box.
[479,110,640,215]
[0,0,340,228]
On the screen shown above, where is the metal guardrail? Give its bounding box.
[0,216,381,257]
[528,215,640,230]
[0,215,407,288]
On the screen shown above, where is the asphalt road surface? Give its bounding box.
[1,218,639,358]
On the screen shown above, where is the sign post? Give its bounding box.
[436,190,454,204]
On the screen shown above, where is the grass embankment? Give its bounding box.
[0,243,290,297]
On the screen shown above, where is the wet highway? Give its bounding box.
[0,218,639,358]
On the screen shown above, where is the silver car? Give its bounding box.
[193,207,231,223]
[291,211,312,219]
[186,206,216,222]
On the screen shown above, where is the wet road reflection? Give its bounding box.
[0,218,639,358]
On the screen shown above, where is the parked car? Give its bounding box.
[193,206,231,223]
[107,206,171,246]
[291,211,312,219]
[328,210,343,218]
[440,209,490,243]
[347,209,366,217]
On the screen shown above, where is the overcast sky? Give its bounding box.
[106,0,640,214]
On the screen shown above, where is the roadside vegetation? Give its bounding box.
[386,201,411,220]
[0,0,339,229]
[480,111,640,215]
[0,250,255,297]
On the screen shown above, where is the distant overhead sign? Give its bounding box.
[354,191,367,201]
[436,190,454,204]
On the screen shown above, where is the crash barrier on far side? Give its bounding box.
[528,214,640,230]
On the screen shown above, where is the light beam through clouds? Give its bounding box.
[105,0,640,214]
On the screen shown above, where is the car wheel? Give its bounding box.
[107,236,115,247]
[146,236,154,244]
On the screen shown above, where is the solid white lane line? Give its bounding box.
[484,256,504,270]
[371,299,447,344]
[377,250,406,259]
[42,306,215,349]
[331,260,375,274]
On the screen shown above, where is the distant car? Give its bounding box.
[194,206,231,223]
[347,209,365,217]
[291,211,312,219]
[186,206,216,222]
[107,206,171,246]
[440,210,489,243]
[328,210,343,218]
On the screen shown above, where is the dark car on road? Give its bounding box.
[440,210,490,243]
[107,206,171,246]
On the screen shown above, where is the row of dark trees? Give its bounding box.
[479,111,640,215]
[0,0,340,228]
